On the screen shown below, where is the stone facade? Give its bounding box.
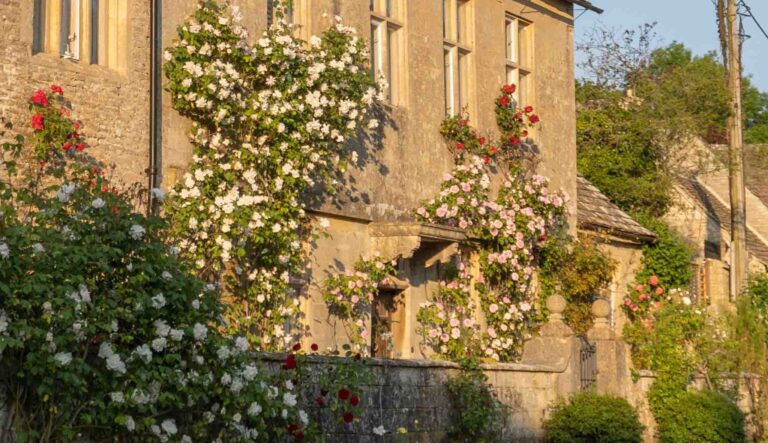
[0,0,152,187]
[1,0,584,357]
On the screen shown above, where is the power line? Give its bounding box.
[740,0,768,41]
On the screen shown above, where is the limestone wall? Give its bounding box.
[0,1,152,187]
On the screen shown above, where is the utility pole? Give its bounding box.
[718,0,748,297]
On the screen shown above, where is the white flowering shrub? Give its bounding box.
[163,1,380,348]
[0,87,327,441]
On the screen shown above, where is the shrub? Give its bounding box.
[446,367,507,442]
[539,233,616,334]
[544,391,644,443]
[654,390,746,443]
[0,86,376,441]
[634,215,695,291]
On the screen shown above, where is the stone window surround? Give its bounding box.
[442,0,474,117]
[33,0,129,73]
[505,12,534,107]
[369,0,406,107]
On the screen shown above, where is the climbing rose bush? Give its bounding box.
[416,86,568,361]
[0,87,330,441]
[163,1,381,348]
[322,255,398,351]
[417,262,483,360]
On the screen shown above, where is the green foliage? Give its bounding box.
[635,215,695,290]
[539,233,616,334]
[643,43,731,142]
[446,367,507,443]
[743,77,768,144]
[576,82,672,218]
[623,301,746,443]
[544,391,644,443]
[654,390,746,443]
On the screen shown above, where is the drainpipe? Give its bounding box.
[148,0,163,214]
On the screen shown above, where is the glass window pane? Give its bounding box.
[458,50,470,112]
[506,17,516,61]
[387,25,397,103]
[444,47,453,115]
[518,21,529,67]
[370,20,380,79]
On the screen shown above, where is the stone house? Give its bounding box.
[664,144,768,311]
[0,0,611,357]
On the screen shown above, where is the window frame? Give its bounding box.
[370,0,406,107]
[443,0,474,117]
[505,13,534,106]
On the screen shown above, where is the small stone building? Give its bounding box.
[576,176,657,334]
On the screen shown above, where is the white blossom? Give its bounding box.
[54,352,73,366]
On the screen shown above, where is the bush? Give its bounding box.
[539,233,616,334]
[655,390,746,443]
[0,86,374,441]
[544,391,644,443]
[634,216,695,291]
[446,368,507,442]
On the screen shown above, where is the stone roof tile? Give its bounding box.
[576,176,657,242]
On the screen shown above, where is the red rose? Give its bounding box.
[503,84,516,94]
[282,354,297,370]
[522,130,529,137]
[75,143,85,151]
[73,122,80,130]
[350,395,360,406]
[63,142,72,151]
[292,343,301,351]
[509,136,520,145]
[31,90,49,107]
[499,96,510,106]
[311,343,319,352]
[51,84,63,95]
[288,424,300,435]
[456,142,465,151]
[483,156,490,164]
[315,396,325,406]
[113,207,119,215]
[488,146,498,155]
[31,113,44,131]
[478,136,486,145]
[343,412,354,423]
[529,114,540,124]
[524,106,534,113]
[338,388,350,400]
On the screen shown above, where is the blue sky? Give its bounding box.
[573,0,768,91]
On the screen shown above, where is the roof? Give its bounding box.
[576,176,657,242]
[709,144,768,208]
[744,145,768,209]
[564,0,604,13]
[676,178,768,264]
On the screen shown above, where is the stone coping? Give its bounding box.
[252,352,564,373]
[634,369,760,380]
